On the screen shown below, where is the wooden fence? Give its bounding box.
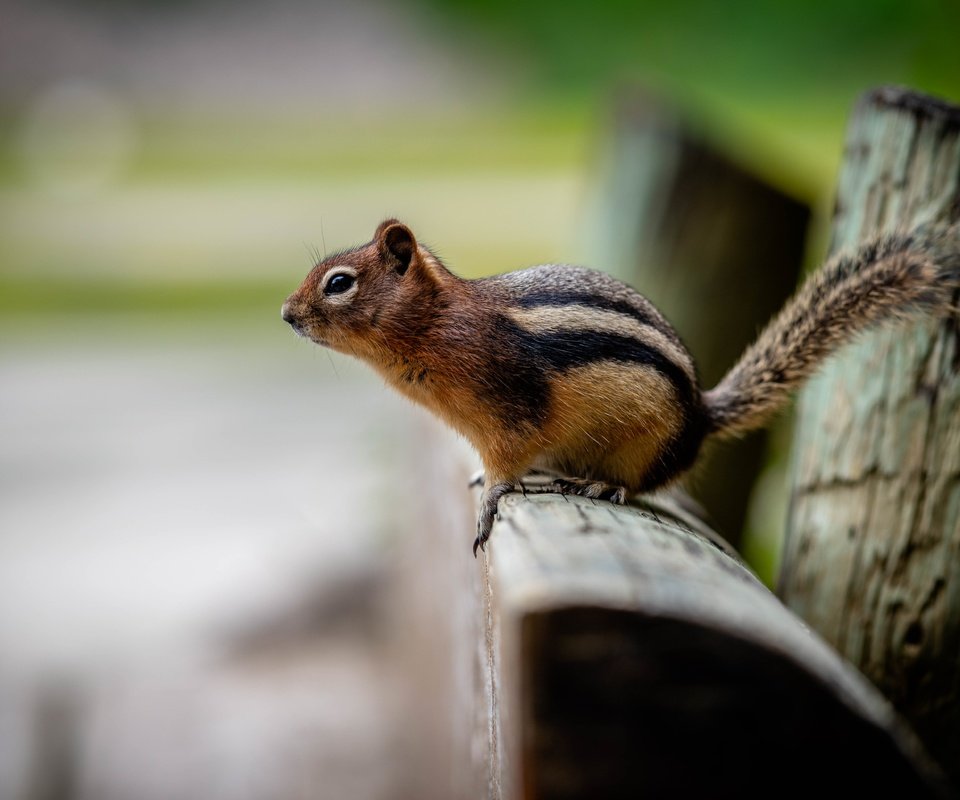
[467,86,960,799]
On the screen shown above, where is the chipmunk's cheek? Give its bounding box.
[296,320,326,346]
[320,326,358,354]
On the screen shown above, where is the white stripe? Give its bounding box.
[507,304,696,384]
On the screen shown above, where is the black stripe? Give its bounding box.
[513,290,684,348]
[637,406,708,492]
[482,335,553,428]
[485,317,706,488]
[486,317,695,429]
[521,326,695,405]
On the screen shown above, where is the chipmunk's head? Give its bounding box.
[281,219,449,354]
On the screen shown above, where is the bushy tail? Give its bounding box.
[702,223,960,440]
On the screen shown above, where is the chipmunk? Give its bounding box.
[282,219,960,555]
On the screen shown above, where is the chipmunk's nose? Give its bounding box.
[281,302,296,325]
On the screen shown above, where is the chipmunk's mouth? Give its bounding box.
[280,304,335,347]
[293,327,328,347]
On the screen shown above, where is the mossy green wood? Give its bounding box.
[780,86,960,779]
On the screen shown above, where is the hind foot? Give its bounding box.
[548,478,628,505]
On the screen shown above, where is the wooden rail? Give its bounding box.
[476,490,946,798]
[465,85,960,799]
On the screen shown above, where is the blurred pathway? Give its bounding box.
[0,318,464,800]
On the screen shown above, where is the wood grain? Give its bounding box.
[780,86,960,781]
[479,488,946,798]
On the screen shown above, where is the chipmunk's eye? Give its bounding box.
[324,272,355,296]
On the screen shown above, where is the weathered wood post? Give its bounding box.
[586,89,811,543]
[779,87,960,780]
[477,489,947,798]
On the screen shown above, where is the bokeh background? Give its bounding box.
[2,0,958,798]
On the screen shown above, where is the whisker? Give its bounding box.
[303,241,322,267]
[326,350,340,378]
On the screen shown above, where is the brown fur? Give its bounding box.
[284,221,535,485]
[282,219,959,549]
[704,225,960,439]
[282,220,698,494]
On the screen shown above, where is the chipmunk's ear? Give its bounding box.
[375,219,417,276]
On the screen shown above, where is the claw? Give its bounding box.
[473,480,513,555]
[474,508,494,558]
[468,470,485,489]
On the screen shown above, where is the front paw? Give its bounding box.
[472,481,513,556]
[473,513,493,556]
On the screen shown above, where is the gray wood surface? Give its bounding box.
[779,86,960,781]
[479,487,946,798]
[586,89,811,544]
[0,323,463,800]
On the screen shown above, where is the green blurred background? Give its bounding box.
[1,0,959,578]
[3,0,958,313]
[1,2,958,795]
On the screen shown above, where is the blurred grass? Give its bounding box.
[7,0,958,319]
[0,109,589,184]
[419,0,960,102]
[5,0,958,321]
[0,106,590,316]
[419,0,960,206]
[134,111,589,181]
[5,0,957,589]
[0,95,884,323]
[0,275,287,316]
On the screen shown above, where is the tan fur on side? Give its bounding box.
[532,362,683,488]
[282,219,959,551]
